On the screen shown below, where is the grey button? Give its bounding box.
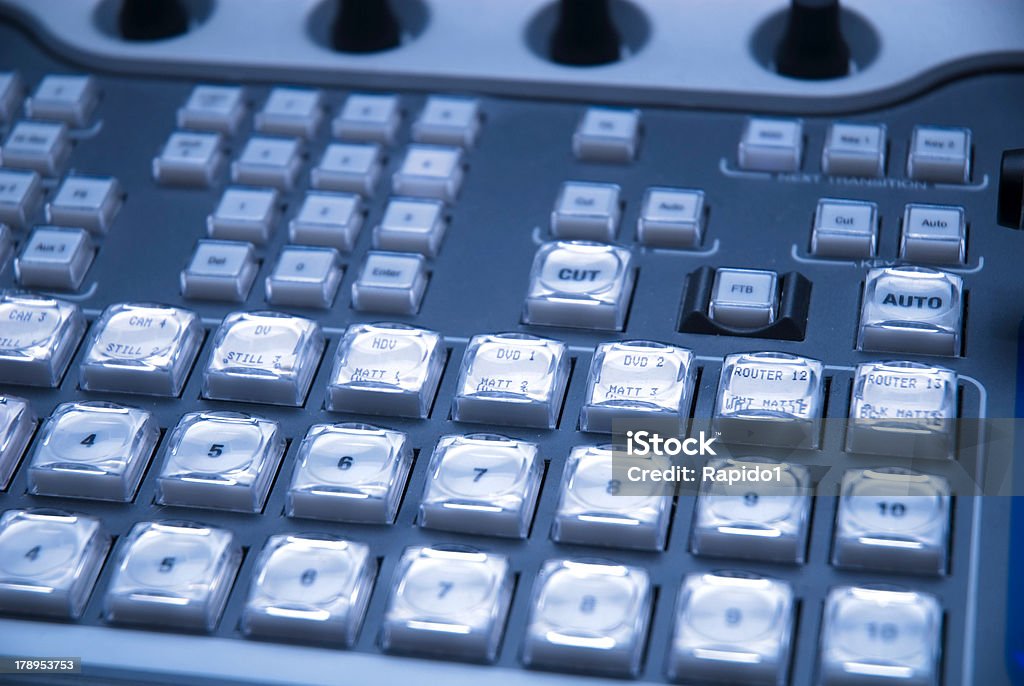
[231,137,302,190]
[0,169,42,229]
[255,87,324,138]
[0,224,9,272]
[812,198,878,258]
[351,251,428,314]
[16,226,95,290]
[738,118,803,172]
[265,245,343,308]
[0,396,35,490]
[907,125,971,184]
[709,268,779,328]
[46,176,122,235]
[0,72,23,123]
[0,292,85,387]
[637,187,705,249]
[2,121,71,176]
[333,93,401,143]
[177,85,246,134]
[822,122,887,178]
[412,96,482,147]
[26,75,99,127]
[153,131,224,187]
[207,187,279,244]
[392,144,464,202]
[857,266,963,356]
[311,143,383,196]
[550,181,621,241]
[374,197,447,256]
[289,191,364,251]
[573,107,641,163]
[180,239,258,302]
[900,203,966,264]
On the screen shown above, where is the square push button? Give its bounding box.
[255,87,324,138]
[391,145,464,202]
[907,125,971,184]
[857,266,963,356]
[265,246,343,309]
[0,292,84,387]
[312,143,383,196]
[550,181,621,242]
[47,176,122,235]
[181,239,258,302]
[16,226,95,290]
[812,199,878,258]
[289,191,363,252]
[177,85,246,134]
[374,197,447,257]
[27,75,99,127]
[738,118,802,172]
[900,204,966,265]
[821,122,886,178]
[709,268,778,329]
[412,96,482,147]
[0,169,42,229]
[153,131,224,187]
[333,93,401,144]
[573,107,641,163]
[637,187,705,249]
[207,187,279,244]
[351,251,428,315]
[2,121,71,176]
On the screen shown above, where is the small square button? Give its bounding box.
[900,203,966,265]
[392,145,464,202]
[0,396,36,489]
[232,137,303,190]
[351,251,428,315]
[413,96,482,147]
[2,121,71,176]
[550,181,621,241]
[47,175,123,235]
[0,292,85,387]
[16,226,95,290]
[812,198,878,258]
[738,118,803,172]
[333,93,401,143]
[0,169,42,229]
[312,143,383,196]
[374,197,447,256]
[153,131,224,187]
[637,187,705,249]
[265,245,343,309]
[207,187,280,244]
[709,267,778,329]
[289,191,364,251]
[822,122,886,178]
[573,107,641,163]
[26,75,99,127]
[180,239,258,302]
[255,87,324,138]
[0,72,23,124]
[907,125,971,184]
[857,266,963,356]
[177,84,246,134]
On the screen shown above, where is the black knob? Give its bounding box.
[550,0,621,66]
[998,149,1024,230]
[774,0,850,79]
[118,0,190,41]
[332,0,402,53]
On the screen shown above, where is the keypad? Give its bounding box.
[0,396,35,489]
[900,203,966,265]
[822,122,887,178]
[374,197,447,256]
[573,107,641,163]
[738,117,803,172]
[857,266,963,356]
[255,87,324,138]
[264,245,343,309]
[207,187,280,244]
[2,120,71,176]
[231,137,303,190]
[46,175,122,235]
[709,267,779,328]
[153,131,224,187]
[15,226,95,290]
[351,251,428,315]
[181,239,258,302]
[177,84,246,134]
[312,142,383,195]
[333,93,401,143]
[413,96,482,147]
[812,198,878,258]
[637,187,705,249]
[26,75,99,127]
[392,145,464,202]
[0,292,85,387]
[550,181,621,242]
[289,191,364,251]
[907,125,971,184]
[0,168,42,228]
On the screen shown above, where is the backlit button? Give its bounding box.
[573,107,641,163]
[374,197,447,256]
[524,240,634,331]
[0,292,84,387]
[79,303,203,396]
[333,93,401,143]
[0,169,42,229]
[0,509,109,619]
[26,75,99,127]
[907,125,971,184]
[15,226,95,290]
[2,121,71,176]
[833,468,951,576]
[104,521,241,631]
[326,322,444,418]
[312,143,383,196]
[28,401,158,502]
[46,176,123,235]
[452,333,569,429]
[287,423,411,524]
[157,411,285,512]
[691,458,812,564]
[812,198,878,259]
[391,145,464,202]
[242,534,376,646]
[381,547,512,662]
[255,87,324,138]
[637,187,705,249]
[412,96,482,147]
[265,245,343,309]
[207,187,279,244]
[153,131,224,187]
[580,340,696,434]
[523,560,652,677]
[0,72,23,123]
[550,182,621,242]
[709,268,779,328]
[351,251,428,315]
[231,137,303,191]
[203,311,324,406]
[819,586,942,686]
[738,118,803,172]
[289,191,364,251]
[180,239,258,302]
[857,266,963,356]
[900,204,966,265]
[822,122,887,178]
[0,396,35,489]
[419,434,542,539]
[177,85,246,134]
[668,572,795,685]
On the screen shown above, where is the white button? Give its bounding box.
[691,458,812,563]
[412,96,482,147]
[2,121,71,176]
[326,322,444,418]
[0,292,84,387]
[419,433,542,539]
[207,187,279,244]
[374,197,447,256]
[232,137,303,191]
[177,85,246,134]
[242,534,376,646]
[452,333,569,429]
[523,560,651,676]
[524,240,635,331]
[392,144,464,202]
[550,182,621,242]
[289,191,364,252]
[15,226,95,290]
[668,572,795,685]
[709,268,779,328]
[573,107,641,163]
[637,187,705,249]
[180,239,258,302]
[153,131,224,187]
[26,75,99,127]
[0,396,35,489]
[79,303,203,396]
[738,118,803,172]
[287,422,411,524]
[822,122,887,178]
[46,175,122,235]
[0,509,108,618]
[833,468,951,576]
[0,169,42,229]
[857,266,963,356]
[900,204,966,265]
[812,198,878,258]
[713,352,825,449]
[907,125,971,184]
[333,93,401,143]
[819,586,942,686]
[104,521,241,631]
[0,224,10,271]
[580,340,696,433]
[255,87,324,138]
[0,72,23,124]
[552,445,672,550]
[28,401,158,502]
[312,143,382,196]
[203,311,324,406]
[157,411,285,512]
[381,547,512,662]
[351,251,428,315]
[265,245,343,309]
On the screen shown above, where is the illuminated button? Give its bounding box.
[104,521,241,631]
[312,142,383,196]
[637,187,705,249]
[907,125,971,184]
[523,559,652,677]
[580,340,696,433]
[152,131,224,187]
[0,396,35,489]
[822,122,886,178]
[550,182,621,242]
[709,268,778,328]
[812,198,878,258]
[0,169,42,229]
[738,118,803,172]
[79,303,203,396]
[0,509,109,619]
[46,176,122,235]
[374,197,447,257]
[524,240,635,331]
[857,266,963,357]
[15,226,95,290]
[326,322,444,418]
[255,87,324,138]
[27,401,158,502]
[900,204,966,265]
[691,458,812,564]
[242,534,376,646]
[333,93,401,143]
[0,72,23,123]
[2,121,70,176]
[177,85,246,134]
[833,468,951,575]
[381,547,512,662]
[287,423,411,524]
[26,75,99,127]
[412,96,482,147]
[265,245,343,309]
[552,445,672,551]
[231,137,303,191]
[668,572,795,685]
[207,187,279,244]
[351,251,428,315]
[419,434,542,539]
[452,333,569,429]
[573,107,641,163]
[713,352,824,449]
[181,239,258,302]
[156,411,285,512]
[819,586,942,686]
[391,145,464,202]
[289,191,364,252]
[0,292,84,387]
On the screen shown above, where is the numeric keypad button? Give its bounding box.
[180,239,258,302]
[0,396,35,490]
[374,197,447,257]
[412,96,482,147]
[289,192,364,251]
[265,246,343,309]
[231,137,303,190]
[391,145,464,202]
[0,72,23,124]
[255,87,324,138]
[26,75,99,127]
[333,93,401,143]
[177,85,246,134]
[0,292,85,387]
[312,142,382,195]
[0,169,42,229]
[153,131,224,187]
[207,187,280,244]
[350,251,428,315]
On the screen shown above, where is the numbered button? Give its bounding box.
[289,191,364,252]
[391,145,464,202]
[255,87,324,138]
[104,521,241,631]
[0,292,85,387]
[374,197,447,257]
[207,187,280,244]
[265,246,343,309]
[312,143,383,196]
[412,96,482,147]
[333,93,401,143]
[0,396,35,489]
[232,137,303,190]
